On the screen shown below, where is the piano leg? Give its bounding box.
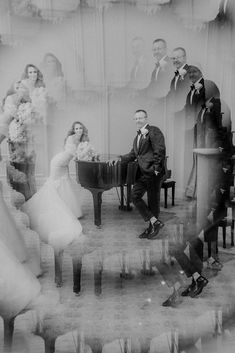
[119,184,133,211]
[126,183,133,211]
[4,317,15,352]
[72,256,82,295]
[94,260,103,296]
[89,189,103,227]
[119,185,125,210]
[54,249,63,287]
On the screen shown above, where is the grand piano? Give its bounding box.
[75,156,136,226]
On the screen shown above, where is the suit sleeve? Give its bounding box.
[149,127,166,173]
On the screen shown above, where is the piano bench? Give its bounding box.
[161,180,176,208]
[218,217,234,248]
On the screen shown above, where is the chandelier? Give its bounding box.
[86,0,118,12]
[135,0,171,16]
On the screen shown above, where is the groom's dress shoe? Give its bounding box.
[189,276,208,298]
[138,223,151,239]
[147,220,164,239]
[181,279,196,297]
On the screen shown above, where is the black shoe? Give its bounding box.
[138,223,151,239]
[147,220,164,240]
[181,279,196,297]
[162,290,181,307]
[190,276,208,298]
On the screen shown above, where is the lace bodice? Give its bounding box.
[49,136,77,180]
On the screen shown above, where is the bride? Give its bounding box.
[22,121,90,248]
[22,121,92,289]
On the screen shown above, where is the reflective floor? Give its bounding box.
[1,187,235,353]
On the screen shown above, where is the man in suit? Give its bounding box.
[185,64,206,121]
[145,38,173,100]
[166,47,190,175]
[168,47,190,112]
[120,109,166,239]
[126,36,150,90]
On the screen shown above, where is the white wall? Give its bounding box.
[0,2,234,193]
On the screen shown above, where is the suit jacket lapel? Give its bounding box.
[134,135,138,154]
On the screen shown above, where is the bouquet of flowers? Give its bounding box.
[8,118,28,143]
[8,87,47,145]
[76,141,99,161]
[6,162,27,183]
[30,87,47,121]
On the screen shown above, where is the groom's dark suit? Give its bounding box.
[121,124,166,221]
[168,64,191,112]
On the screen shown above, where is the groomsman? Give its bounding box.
[185,64,205,121]
[145,38,173,100]
[127,37,150,90]
[168,47,190,111]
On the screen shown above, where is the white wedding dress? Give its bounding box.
[22,136,83,251]
[0,237,41,319]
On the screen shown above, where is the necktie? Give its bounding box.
[174,71,180,90]
[137,130,142,149]
[130,61,139,80]
[190,84,195,104]
[151,62,160,81]
[155,62,160,69]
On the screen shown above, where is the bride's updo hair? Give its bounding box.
[66,121,89,143]
[21,64,45,88]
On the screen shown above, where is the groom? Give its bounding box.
[121,109,166,239]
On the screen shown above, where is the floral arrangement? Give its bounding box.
[8,87,47,145]
[8,118,28,143]
[76,141,99,161]
[6,162,27,183]
[8,147,35,164]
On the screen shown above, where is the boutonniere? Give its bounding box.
[141,128,149,138]
[179,68,187,80]
[194,82,203,94]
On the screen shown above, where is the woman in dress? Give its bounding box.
[41,52,67,103]
[21,63,45,96]
[22,121,89,290]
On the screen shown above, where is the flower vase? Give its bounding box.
[7,141,37,201]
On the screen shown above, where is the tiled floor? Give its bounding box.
[1,187,235,353]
